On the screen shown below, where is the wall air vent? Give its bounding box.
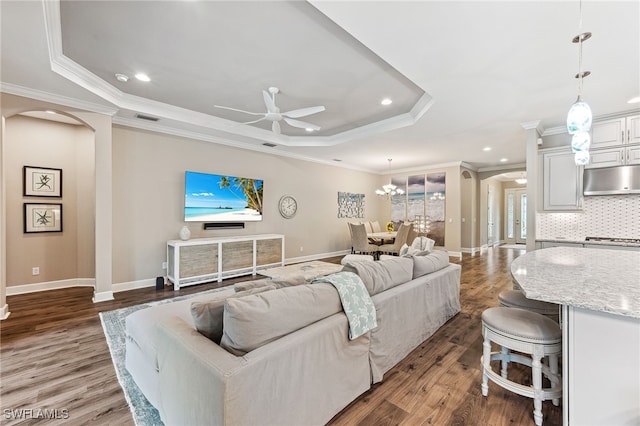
[262,143,277,148]
[135,113,159,122]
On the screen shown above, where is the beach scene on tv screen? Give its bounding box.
[185,171,263,222]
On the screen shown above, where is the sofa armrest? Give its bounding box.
[156,316,244,425]
[156,312,371,426]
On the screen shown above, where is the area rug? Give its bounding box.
[99,286,229,426]
[499,244,527,250]
[259,260,343,280]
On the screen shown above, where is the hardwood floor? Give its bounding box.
[0,248,562,425]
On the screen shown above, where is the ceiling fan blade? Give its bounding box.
[241,117,267,125]
[282,105,325,118]
[213,105,265,116]
[284,117,320,131]
[263,90,278,113]
[272,121,281,134]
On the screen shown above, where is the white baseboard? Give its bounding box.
[6,278,95,296]
[285,250,350,265]
[0,304,10,320]
[461,247,482,256]
[448,251,463,259]
[92,290,114,303]
[112,278,158,293]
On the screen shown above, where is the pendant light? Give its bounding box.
[566,0,593,166]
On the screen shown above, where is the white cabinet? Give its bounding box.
[591,114,640,148]
[167,234,284,290]
[587,114,640,168]
[542,149,582,211]
[586,145,640,168]
[563,306,640,425]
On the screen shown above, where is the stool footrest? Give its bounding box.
[482,352,562,400]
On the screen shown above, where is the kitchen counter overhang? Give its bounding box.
[510,246,640,318]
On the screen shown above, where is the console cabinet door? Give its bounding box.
[543,150,582,211]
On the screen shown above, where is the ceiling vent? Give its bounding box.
[135,113,159,122]
[262,143,277,148]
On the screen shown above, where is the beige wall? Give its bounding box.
[111,126,382,285]
[4,115,95,286]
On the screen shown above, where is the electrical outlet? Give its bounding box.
[32,267,40,276]
[299,246,304,252]
[162,261,167,270]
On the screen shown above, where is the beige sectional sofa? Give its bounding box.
[125,251,461,425]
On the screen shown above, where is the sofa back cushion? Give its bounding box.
[233,275,307,293]
[412,250,450,279]
[191,285,276,343]
[342,257,413,296]
[219,283,342,356]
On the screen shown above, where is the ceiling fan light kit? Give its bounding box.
[215,86,325,135]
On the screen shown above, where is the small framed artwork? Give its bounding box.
[24,203,63,233]
[23,166,62,197]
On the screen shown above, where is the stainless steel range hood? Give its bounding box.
[583,165,640,195]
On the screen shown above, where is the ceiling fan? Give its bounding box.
[215,87,325,135]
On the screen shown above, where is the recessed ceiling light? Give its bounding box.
[45,110,56,114]
[381,98,392,106]
[628,96,640,104]
[500,158,508,162]
[115,73,129,82]
[483,147,492,151]
[305,128,314,132]
[135,73,151,82]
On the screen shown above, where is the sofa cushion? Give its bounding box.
[191,285,276,343]
[343,257,413,296]
[233,275,308,292]
[219,283,342,356]
[412,250,450,279]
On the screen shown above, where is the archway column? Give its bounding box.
[521,120,542,252]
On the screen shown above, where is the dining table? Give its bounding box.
[367,231,397,240]
[367,231,397,245]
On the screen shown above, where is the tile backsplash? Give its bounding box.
[537,195,640,239]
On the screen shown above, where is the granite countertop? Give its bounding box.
[536,238,640,248]
[511,246,640,318]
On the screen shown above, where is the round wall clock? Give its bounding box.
[278,195,298,219]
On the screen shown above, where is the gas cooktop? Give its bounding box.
[585,236,640,243]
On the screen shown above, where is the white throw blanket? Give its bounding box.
[312,271,377,340]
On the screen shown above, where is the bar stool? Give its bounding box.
[481,307,562,426]
[499,289,559,323]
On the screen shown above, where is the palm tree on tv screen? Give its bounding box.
[219,176,263,214]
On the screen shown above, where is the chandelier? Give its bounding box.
[566,0,593,166]
[376,159,405,199]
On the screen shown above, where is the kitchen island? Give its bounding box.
[511,247,640,425]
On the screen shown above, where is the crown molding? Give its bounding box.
[41,0,434,149]
[542,108,640,137]
[520,120,544,135]
[477,163,526,173]
[0,82,118,116]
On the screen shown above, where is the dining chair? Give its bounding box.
[349,223,380,259]
[378,222,411,256]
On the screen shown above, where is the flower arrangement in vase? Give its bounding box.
[386,222,394,232]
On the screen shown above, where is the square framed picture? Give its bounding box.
[24,203,62,233]
[23,166,62,197]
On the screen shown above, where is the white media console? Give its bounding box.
[167,234,284,290]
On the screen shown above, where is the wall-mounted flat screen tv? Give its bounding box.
[184,171,264,222]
